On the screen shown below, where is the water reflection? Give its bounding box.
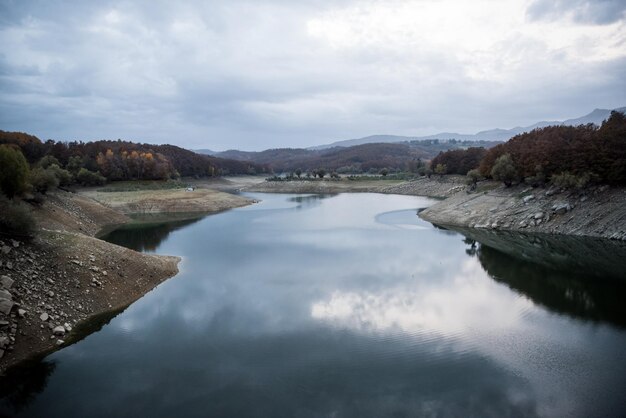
[102,216,204,252]
[455,228,626,328]
[2,193,626,418]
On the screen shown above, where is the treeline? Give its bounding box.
[0,132,269,181]
[430,111,626,186]
[217,143,435,174]
[430,147,487,175]
[213,140,501,174]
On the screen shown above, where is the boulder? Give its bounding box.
[40,312,49,321]
[534,212,544,220]
[552,202,572,215]
[0,299,13,315]
[522,195,535,203]
[0,275,13,289]
[52,325,66,336]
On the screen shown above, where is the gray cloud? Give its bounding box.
[0,1,625,150]
[526,0,626,24]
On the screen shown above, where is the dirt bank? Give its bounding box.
[80,187,252,215]
[243,176,466,198]
[420,183,626,240]
[0,184,253,372]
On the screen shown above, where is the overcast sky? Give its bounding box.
[1,0,625,150]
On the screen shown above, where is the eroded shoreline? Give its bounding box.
[0,182,255,372]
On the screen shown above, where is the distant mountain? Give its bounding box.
[200,140,500,174]
[310,107,626,150]
[195,148,216,156]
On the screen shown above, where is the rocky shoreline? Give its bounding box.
[244,175,626,240]
[419,182,626,240]
[0,186,252,372]
[244,175,467,198]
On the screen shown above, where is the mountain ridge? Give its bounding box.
[307,106,626,150]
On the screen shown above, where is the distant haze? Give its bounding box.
[1,1,625,151]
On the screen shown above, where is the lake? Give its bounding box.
[2,192,626,417]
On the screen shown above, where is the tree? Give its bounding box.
[37,155,61,169]
[466,168,483,190]
[76,168,106,186]
[30,167,60,194]
[491,153,518,187]
[66,156,84,174]
[317,168,327,178]
[379,168,389,177]
[434,163,447,177]
[0,145,30,198]
[295,168,302,178]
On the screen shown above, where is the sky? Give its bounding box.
[0,0,625,151]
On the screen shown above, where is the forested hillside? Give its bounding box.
[209,140,500,174]
[0,133,269,180]
[430,111,626,186]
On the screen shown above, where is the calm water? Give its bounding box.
[2,193,626,417]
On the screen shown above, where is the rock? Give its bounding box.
[534,212,544,220]
[90,266,100,272]
[70,260,82,266]
[5,261,12,270]
[522,195,535,203]
[40,312,49,321]
[552,202,572,215]
[18,308,26,317]
[0,336,9,348]
[56,339,65,346]
[519,220,528,228]
[47,291,55,297]
[1,245,10,255]
[0,289,12,300]
[0,299,14,315]
[0,320,9,327]
[64,322,73,332]
[0,275,13,289]
[52,325,66,336]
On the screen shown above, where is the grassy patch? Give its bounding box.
[97,180,186,192]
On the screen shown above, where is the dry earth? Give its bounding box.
[80,187,252,215]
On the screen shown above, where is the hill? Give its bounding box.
[202,140,500,174]
[0,132,270,179]
[310,107,626,150]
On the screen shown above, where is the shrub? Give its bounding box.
[466,169,483,186]
[491,153,518,187]
[0,194,36,236]
[46,164,73,186]
[0,145,30,198]
[29,167,60,194]
[76,168,106,186]
[551,171,599,189]
[37,155,61,169]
